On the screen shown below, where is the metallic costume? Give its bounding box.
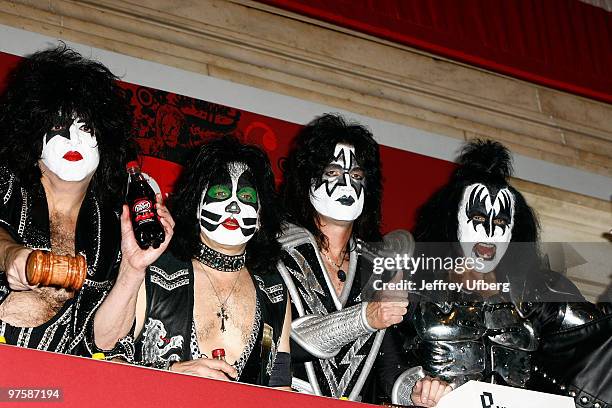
[291,302,374,359]
[390,277,612,408]
[277,223,385,400]
[384,140,612,408]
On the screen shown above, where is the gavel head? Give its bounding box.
[26,250,87,291]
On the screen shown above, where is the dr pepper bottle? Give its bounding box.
[126,161,165,249]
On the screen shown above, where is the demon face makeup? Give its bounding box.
[457,183,515,273]
[198,162,259,246]
[40,116,99,182]
[310,143,365,222]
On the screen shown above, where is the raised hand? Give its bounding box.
[119,194,175,279]
[365,300,408,329]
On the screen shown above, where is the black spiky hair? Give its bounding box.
[0,43,135,206]
[455,139,513,181]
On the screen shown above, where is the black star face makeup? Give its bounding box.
[310,143,365,221]
[457,182,515,273]
[197,162,259,246]
[40,114,99,182]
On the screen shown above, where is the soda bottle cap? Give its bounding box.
[91,352,106,360]
[211,348,226,359]
[126,161,140,170]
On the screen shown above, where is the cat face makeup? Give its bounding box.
[198,162,259,246]
[40,116,99,182]
[310,143,365,221]
[457,183,515,273]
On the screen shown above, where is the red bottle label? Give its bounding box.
[133,199,155,223]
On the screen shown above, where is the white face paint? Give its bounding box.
[197,162,259,246]
[40,117,100,182]
[309,143,365,222]
[457,183,515,273]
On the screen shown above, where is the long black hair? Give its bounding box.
[280,113,383,248]
[0,44,134,206]
[413,139,541,302]
[170,136,282,275]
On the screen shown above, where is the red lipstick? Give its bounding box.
[63,151,83,161]
[221,217,240,230]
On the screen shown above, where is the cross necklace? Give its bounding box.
[199,262,242,333]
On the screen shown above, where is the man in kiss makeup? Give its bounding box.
[383,140,611,408]
[277,113,409,401]
[93,136,292,388]
[0,45,172,356]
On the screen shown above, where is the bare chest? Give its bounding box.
[0,287,73,327]
[192,272,257,363]
[0,212,76,327]
[49,212,77,256]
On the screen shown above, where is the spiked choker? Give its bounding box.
[193,241,246,272]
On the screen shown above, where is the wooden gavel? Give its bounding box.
[26,250,87,291]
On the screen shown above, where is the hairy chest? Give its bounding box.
[0,212,77,327]
[192,273,257,361]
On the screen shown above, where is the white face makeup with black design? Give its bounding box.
[457,183,515,273]
[40,116,99,182]
[309,143,365,222]
[198,162,259,247]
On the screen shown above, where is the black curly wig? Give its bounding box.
[280,113,383,248]
[0,44,134,206]
[413,139,541,301]
[170,136,282,275]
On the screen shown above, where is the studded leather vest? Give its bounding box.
[132,252,287,386]
[0,166,121,356]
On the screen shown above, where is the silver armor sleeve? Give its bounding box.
[290,303,376,359]
[559,302,605,330]
[391,366,426,406]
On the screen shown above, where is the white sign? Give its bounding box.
[437,381,575,408]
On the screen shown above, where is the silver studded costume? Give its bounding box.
[414,299,538,388]
[291,303,375,359]
[389,276,612,408]
[277,223,386,401]
[383,138,612,408]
